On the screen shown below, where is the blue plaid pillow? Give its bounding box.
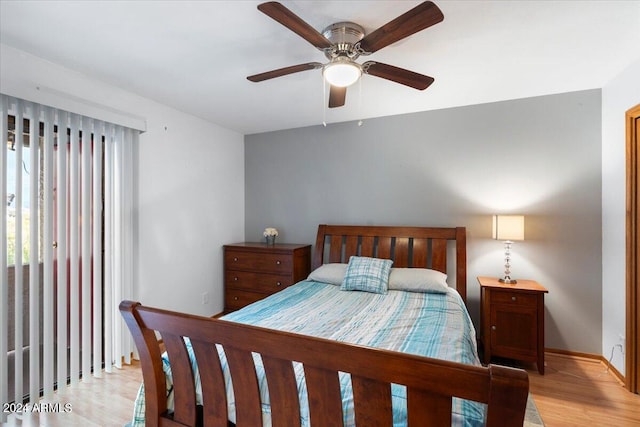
[340,256,393,294]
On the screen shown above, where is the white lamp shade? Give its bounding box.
[492,215,525,241]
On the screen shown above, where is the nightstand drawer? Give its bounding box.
[491,290,537,307]
[225,270,292,293]
[225,250,292,274]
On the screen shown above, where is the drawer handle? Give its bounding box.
[234,296,239,301]
[511,296,517,301]
[491,325,496,331]
[234,276,238,281]
[276,260,281,265]
[233,257,238,262]
[276,282,282,287]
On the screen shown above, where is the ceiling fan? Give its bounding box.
[247,1,444,108]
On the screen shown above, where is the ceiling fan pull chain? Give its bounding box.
[357,78,363,127]
[322,77,327,127]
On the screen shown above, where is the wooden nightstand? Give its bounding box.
[478,276,548,374]
[223,243,311,313]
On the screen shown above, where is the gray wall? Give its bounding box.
[245,89,602,354]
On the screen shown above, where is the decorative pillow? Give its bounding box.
[307,263,347,285]
[388,268,449,294]
[340,256,393,294]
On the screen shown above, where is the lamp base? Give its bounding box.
[499,277,518,285]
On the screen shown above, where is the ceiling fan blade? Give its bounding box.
[363,61,434,90]
[247,62,322,82]
[328,85,346,108]
[357,1,444,54]
[257,2,332,50]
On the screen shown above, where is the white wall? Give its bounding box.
[0,44,245,316]
[602,57,640,375]
[135,109,244,316]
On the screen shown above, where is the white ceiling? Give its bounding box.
[1,1,639,135]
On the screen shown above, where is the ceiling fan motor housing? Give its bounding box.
[322,22,365,60]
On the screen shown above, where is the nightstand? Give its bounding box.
[478,276,548,374]
[223,243,311,312]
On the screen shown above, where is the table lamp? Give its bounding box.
[492,215,525,284]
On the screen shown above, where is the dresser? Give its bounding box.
[478,276,549,374]
[224,243,311,313]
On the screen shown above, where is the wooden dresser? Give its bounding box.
[478,276,549,374]
[223,242,311,313]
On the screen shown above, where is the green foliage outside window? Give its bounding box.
[6,209,32,266]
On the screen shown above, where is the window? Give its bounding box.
[6,115,42,266]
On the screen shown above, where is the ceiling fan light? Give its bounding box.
[323,60,362,87]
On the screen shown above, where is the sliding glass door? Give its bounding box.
[1,95,136,413]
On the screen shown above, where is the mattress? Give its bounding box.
[130,280,485,426]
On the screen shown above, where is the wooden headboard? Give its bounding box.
[313,224,467,302]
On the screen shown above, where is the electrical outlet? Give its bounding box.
[202,292,209,305]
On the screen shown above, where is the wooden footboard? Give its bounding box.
[120,300,529,427]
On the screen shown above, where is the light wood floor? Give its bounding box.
[2,352,639,426]
[2,365,142,427]
[528,353,640,427]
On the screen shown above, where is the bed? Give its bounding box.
[121,224,529,426]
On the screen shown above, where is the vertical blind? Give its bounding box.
[0,94,136,416]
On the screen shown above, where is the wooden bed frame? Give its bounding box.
[120,225,529,427]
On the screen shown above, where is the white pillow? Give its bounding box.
[388,268,449,294]
[307,263,347,286]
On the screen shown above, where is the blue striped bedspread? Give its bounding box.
[129,280,485,426]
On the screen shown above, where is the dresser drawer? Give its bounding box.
[491,290,537,307]
[225,250,292,274]
[224,288,266,312]
[225,270,292,293]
